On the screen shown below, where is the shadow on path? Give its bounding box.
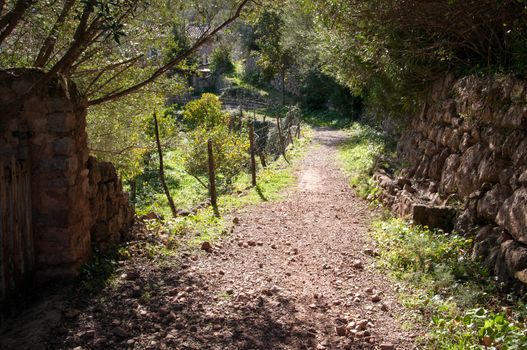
[44,258,317,350]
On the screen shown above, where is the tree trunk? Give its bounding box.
[259,152,267,168]
[153,112,178,218]
[129,178,137,203]
[296,122,301,139]
[281,70,286,106]
[207,139,219,217]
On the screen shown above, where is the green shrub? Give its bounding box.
[181,93,249,190]
[372,218,476,287]
[370,218,527,349]
[210,45,235,75]
[183,125,250,189]
[182,93,228,130]
[429,308,527,350]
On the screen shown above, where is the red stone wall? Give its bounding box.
[379,74,527,283]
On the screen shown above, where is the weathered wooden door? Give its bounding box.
[0,157,33,307]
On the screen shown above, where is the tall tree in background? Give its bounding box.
[253,9,294,105]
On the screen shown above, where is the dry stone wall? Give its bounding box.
[379,74,527,283]
[0,69,133,282]
[1,69,92,279]
[88,157,134,250]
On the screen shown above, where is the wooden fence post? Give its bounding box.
[296,121,301,139]
[276,117,289,163]
[0,160,5,303]
[153,112,178,218]
[207,139,219,216]
[248,121,257,187]
[0,157,34,306]
[238,103,243,130]
[288,123,294,146]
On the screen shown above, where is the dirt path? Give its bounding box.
[3,128,415,350]
[182,128,415,349]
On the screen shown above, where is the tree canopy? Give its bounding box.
[308,0,527,115]
[0,0,251,105]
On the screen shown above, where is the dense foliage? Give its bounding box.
[210,44,235,75]
[182,94,249,189]
[309,0,527,116]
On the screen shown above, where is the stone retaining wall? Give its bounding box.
[0,68,133,280]
[88,157,134,250]
[1,69,92,279]
[378,74,527,283]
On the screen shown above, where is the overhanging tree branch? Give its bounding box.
[34,0,77,67]
[87,0,250,106]
[83,54,144,96]
[0,0,36,46]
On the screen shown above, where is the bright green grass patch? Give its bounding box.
[371,218,527,349]
[302,109,352,129]
[337,123,390,198]
[372,218,481,297]
[156,150,208,210]
[225,75,270,98]
[134,147,209,217]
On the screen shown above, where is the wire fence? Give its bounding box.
[141,97,303,218]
